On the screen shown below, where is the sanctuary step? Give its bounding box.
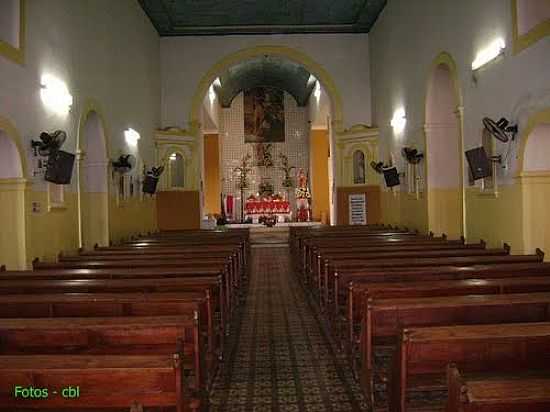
[250,226,290,247]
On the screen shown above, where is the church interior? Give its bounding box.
[1,0,550,411]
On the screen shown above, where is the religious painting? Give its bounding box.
[244,87,285,143]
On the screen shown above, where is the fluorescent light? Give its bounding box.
[391,108,407,133]
[472,38,505,71]
[124,128,140,146]
[208,84,216,103]
[40,74,73,115]
[169,153,177,161]
[313,81,321,100]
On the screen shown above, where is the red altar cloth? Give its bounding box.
[245,199,290,215]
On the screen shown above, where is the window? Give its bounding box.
[352,150,366,184]
[169,153,185,189]
[0,0,24,64]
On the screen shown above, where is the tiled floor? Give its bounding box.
[210,247,369,412]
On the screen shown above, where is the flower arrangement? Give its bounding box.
[279,153,296,189]
[233,153,252,190]
[295,186,311,199]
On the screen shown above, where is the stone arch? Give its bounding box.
[77,100,110,249]
[188,45,343,133]
[424,52,465,238]
[0,115,27,269]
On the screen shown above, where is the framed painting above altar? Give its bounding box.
[244,87,285,143]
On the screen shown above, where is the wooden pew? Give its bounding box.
[390,322,550,412]
[328,252,545,314]
[0,267,238,315]
[344,275,550,359]
[307,241,484,286]
[0,354,197,412]
[316,247,506,303]
[446,365,550,412]
[33,258,243,301]
[0,277,224,360]
[0,316,204,408]
[0,292,211,391]
[361,292,550,402]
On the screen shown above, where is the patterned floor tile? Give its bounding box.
[209,247,369,411]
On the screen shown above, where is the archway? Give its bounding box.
[191,46,339,224]
[425,53,464,239]
[519,108,550,259]
[78,110,109,250]
[0,116,27,269]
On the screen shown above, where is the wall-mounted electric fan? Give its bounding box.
[31,130,67,157]
[482,117,518,143]
[401,147,424,164]
[112,154,136,174]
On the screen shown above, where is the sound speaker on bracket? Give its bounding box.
[45,150,75,185]
[465,147,492,181]
[382,167,400,187]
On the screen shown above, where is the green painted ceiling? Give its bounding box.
[215,56,316,107]
[138,0,387,36]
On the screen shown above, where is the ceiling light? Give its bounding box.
[169,153,177,161]
[391,108,407,133]
[40,74,73,115]
[124,128,140,147]
[472,38,505,71]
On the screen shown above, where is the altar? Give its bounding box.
[244,195,291,223]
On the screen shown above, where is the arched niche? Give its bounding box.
[77,108,110,250]
[156,142,193,191]
[168,151,186,189]
[424,53,464,239]
[0,117,27,269]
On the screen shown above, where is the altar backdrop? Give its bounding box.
[220,91,310,215]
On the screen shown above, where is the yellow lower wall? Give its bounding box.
[25,190,80,264]
[204,134,221,216]
[465,185,524,252]
[0,187,158,267]
[519,173,550,259]
[109,196,158,245]
[0,179,27,269]
[428,188,462,239]
[310,129,330,222]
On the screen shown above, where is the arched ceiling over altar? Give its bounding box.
[213,56,317,107]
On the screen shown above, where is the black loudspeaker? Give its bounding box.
[383,167,400,187]
[45,150,75,185]
[465,147,492,180]
[142,175,159,194]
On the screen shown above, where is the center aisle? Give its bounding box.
[210,247,368,411]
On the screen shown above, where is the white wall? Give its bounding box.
[524,123,550,171]
[160,34,372,130]
[0,0,161,190]
[370,0,550,183]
